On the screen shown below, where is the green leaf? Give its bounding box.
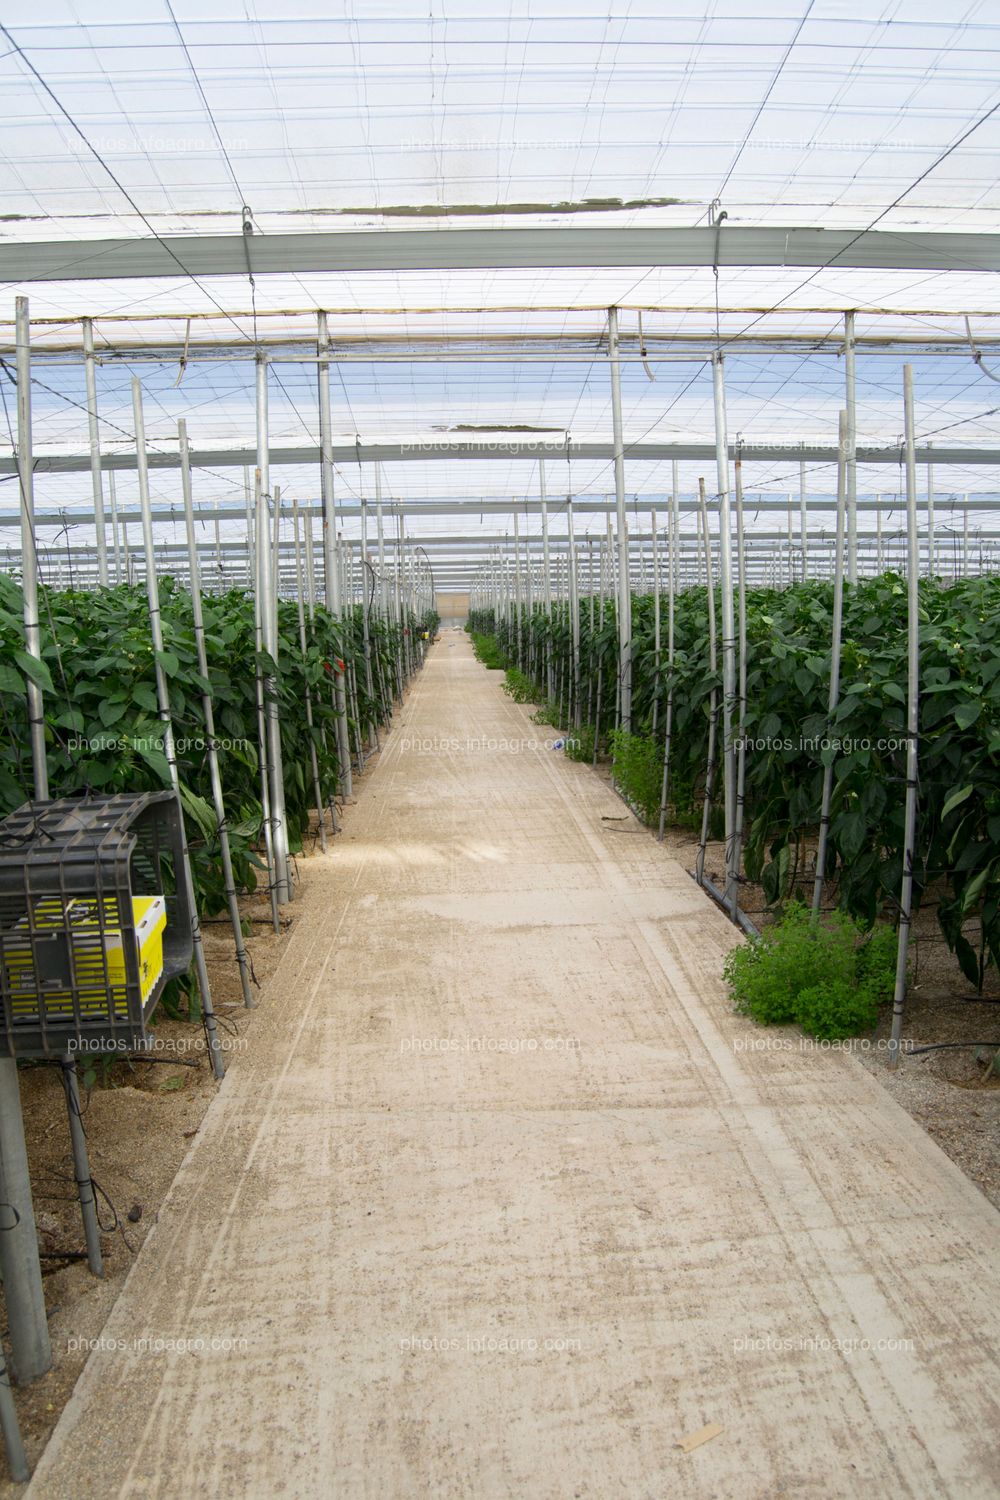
[941,784,974,820]
[13,650,54,693]
[98,697,128,728]
[154,648,180,678]
[961,862,996,915]
[134,739,171,786]
[0,662,22,693]
[953,700,982,730]
[178,783,217,842]
[132,683,159,712]
[954,934,982,989]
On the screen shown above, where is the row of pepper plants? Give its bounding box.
[470,572,1000,988]
[0,571,438,916]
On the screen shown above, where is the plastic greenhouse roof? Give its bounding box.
[1,1,999,578]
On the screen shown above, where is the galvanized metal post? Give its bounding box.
[108,470,123,584]
[733,453,749,889]
[844,310,858,584]
[651,509,660,735]
[926,441,936,577]
[15,300,47,801]
[317,312,352,796]
[695,479,719,889]
[607,308,632,731]
[292,497,330,852]
[889,368,921,1068]
[799,457,808,581]
[253,471,280,932]
[567,491,580,727]
[179,420,255,1008]
[963,499,970,575]
[657,462,679,840]
[132,378,225,1080]
[812,412,850,918]
[0,1062,51,1384]
[2,297,55,1385]
[255,356,291,902]
[540,460,553,698]
[712,354,738,917]
[81,317,109,587]
[359,490,377,748]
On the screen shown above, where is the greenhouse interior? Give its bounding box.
[0,3,998,1497]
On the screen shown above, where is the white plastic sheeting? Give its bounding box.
[1,1,999,580]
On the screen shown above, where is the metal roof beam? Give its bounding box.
[3,440,998,476]
[3,226,1000,283]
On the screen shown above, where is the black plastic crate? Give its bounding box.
[0,792,193,1059]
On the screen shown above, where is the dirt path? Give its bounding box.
[27,635,1000,1499]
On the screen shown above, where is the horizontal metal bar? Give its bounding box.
[3,440,999,477]
[2,493,995,530]
[4,226,1000,284]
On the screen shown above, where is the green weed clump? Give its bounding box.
[503,667,536,704]
[609,729,662,825]
[563,725,595,763]
[724,901,897,1039]
[469,632,504,670]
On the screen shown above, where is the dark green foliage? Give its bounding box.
[609,730,662,825]
[469,631,504,670]
[0,573,416,918]
[503,668,536,704]
[471,571,1000,983]
[723,901,897,1038]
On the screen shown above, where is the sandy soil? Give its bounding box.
[684,836,1000,1212]
[0,799,365,1491]
[17,637,1000,1498]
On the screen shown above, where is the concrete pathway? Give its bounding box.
[29,635,1000,1498]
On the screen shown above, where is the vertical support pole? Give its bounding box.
[889,367,921,1068]
[292,497,330,852]
[0,1348,27,1480]
[512,515,523,670]
[317,312,352,796]
[132,378,224,1080]
[658,462,679,839]
[253,471,279,932]
[255,354,291,902]
[876,493,883,573]
[16,299,47,801]
[733,452,748,889]
[244,466,255,591]
[844,310,858,584]
[567,490,580,727]
[963,499,970,575]
[812,412,850,918]
[0,1065,51,1384]
[81,317,109,588]
[60,1060,102,1275]
[540,459,553,698]
[695,479,719,889]
[799,457,808,581]
[108,469,123,584]
[359,490,377,748]
[2,297,55,1386]
[712,354,738,918]
[396,509,410,682]
[651,509,660,735]
[926,440,936,578]
[179,420,255,1008]
[607,307,632,731]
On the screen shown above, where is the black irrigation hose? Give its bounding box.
[907,1041,999,1055]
